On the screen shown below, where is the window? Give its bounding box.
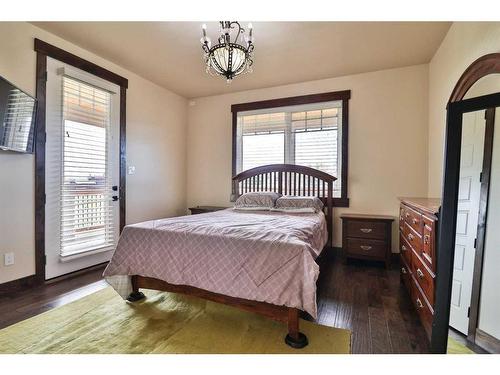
[58,76,117,257]
[232,91,350,206]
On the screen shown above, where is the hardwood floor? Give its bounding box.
[315,250,430,353]
[0,251,430,353]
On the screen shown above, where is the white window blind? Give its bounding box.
[236,101,342,196]
[60,76,115,257]
[1,88,35,151]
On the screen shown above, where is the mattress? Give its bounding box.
[103,208,328,318]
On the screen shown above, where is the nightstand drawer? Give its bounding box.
[345,238,387,259]
[341,214,394,268]
[345,220,387,240]
[189,206,228,215]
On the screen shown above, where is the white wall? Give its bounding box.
[0,22,188,284]
[186,65,430,251]
[428,22,500,197]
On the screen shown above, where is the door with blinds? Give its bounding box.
[45,57,120,279]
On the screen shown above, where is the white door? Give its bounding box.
[45,57,121,279]
[450,110,486,334]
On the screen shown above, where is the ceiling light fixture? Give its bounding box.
[200,21,254,83]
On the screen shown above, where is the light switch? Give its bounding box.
[128,166,136,175]
[4,252,14,266]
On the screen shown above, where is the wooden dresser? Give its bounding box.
[399,197,440,340]
[341,214,394,268]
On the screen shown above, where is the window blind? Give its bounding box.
[60,76,115,257]
[1,88,35,151]
[236,101,342,196]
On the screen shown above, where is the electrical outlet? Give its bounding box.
[4,252,14,266]
[128,166,136,175]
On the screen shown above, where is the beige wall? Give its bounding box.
[0,22,188,284]
[428,22,500,197]
[186,65,430,250]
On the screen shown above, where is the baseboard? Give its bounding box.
[45,262,108,284]
[0,261,108,297]
[0,274,38,296]
[475,328,500,353]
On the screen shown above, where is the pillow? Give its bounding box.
[273,196,324,213]
[234,192,282,211]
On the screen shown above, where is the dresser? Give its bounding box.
[341,214,395,268]
[399,197,440,340]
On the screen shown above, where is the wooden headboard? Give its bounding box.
[232,164,337,247]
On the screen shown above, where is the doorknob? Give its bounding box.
[112,185,118,191]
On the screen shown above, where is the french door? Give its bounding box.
[45,57,121,279]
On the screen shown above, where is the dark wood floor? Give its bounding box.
[315,251,430,353]
[0,251,430,353]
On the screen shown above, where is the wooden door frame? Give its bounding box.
[33,39,128,284]
[432,91,500,353]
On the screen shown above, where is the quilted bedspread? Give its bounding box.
[103,209,327,318]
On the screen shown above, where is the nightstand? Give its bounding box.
[188,206,228,215]
[340,213,395,268]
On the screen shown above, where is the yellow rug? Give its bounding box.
[0,287,351,354]
[447,337,475,354]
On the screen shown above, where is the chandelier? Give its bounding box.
[200,21,254,82]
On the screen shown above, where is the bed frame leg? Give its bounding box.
[285,308,308,349]
[126,275,146,302]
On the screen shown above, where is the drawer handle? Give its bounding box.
[416,268,424,279]
[360,245,372,251]
[424,234,430,244]
[401,245,407,252]
[401,267,407,274]
[405,213,410,218]
[360,228,373,233]
[416,298,424,309]
[408,233,414,241]
[412,218,419,225]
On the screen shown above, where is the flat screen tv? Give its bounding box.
[0,75,37,153]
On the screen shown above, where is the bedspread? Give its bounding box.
[103,209,328,318]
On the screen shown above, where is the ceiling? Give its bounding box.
[32,22,451,99]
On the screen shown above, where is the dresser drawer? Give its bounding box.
[399,233,412,267]
[402,205,424,235]
[345,220,387,240]
[400,256,411,291]
[411,249,435,306]
[399,207,406,232]
[422,215,436,272]
[346,238,387,259]
[403,222,422,254]
[410,276,433,339]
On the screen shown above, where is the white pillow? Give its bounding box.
[234,192,281,211]
[273,196,324,213]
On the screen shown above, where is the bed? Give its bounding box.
[104,164,336,348]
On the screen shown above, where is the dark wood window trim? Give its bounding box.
[231,90,350,207]
[30,39,128,286]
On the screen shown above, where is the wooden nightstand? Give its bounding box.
[188,206,228,215]
[340,214,395,268]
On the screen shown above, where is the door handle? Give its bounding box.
[112,196,119,201]
[112,185,118,191]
